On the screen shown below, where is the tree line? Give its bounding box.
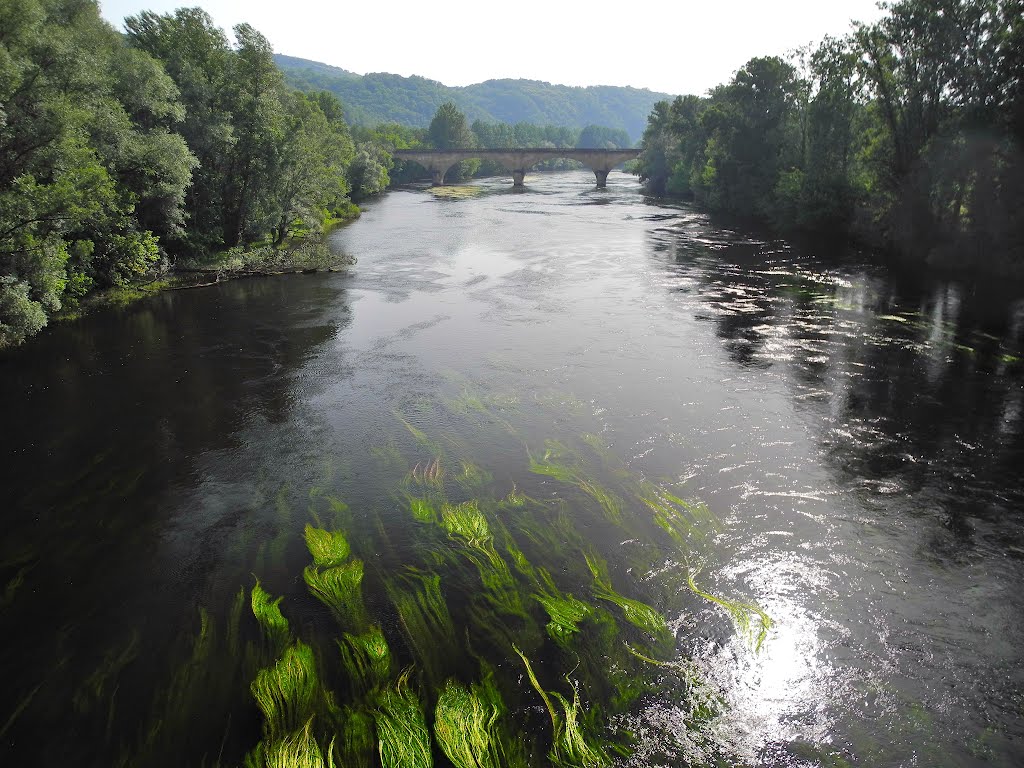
[0,1,392,349]
[636,0,1024,273]
[380,102,634,183]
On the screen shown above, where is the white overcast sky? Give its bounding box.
[99,0,886,96]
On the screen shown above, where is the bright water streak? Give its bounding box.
[1,170,1023,766]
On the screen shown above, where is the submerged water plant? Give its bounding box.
[303,559,369,631]
[686,570,771,652]
[640,487,718,549]
[533,570,593,647]
[387,570,458,685]
[441,500,525,618]
[406,457,445,490]
[252,582,290,648]
[336,626,391,696]
[334,706,376,768]
[513,645,610,768]
[251,642,320,739]
[304,525,350,568]
[529,441,624,526]
[374,669,433,768]
[434,674,526,768]
[408,496,438,524]
[585,553,668,638]
[253,719,334,768]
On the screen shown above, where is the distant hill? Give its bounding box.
[274,54,673,142]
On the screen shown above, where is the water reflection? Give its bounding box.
[0,276,350,766]
[647,211,1024,766]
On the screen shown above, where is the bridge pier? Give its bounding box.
[430,169,445,186]
[594,169,609,188]
[512,169,526,187]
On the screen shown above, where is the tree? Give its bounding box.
[427,102,478,181]
[2,0,195,348]
[576,125,631,149]
[125,7,235,254]
[270,91,354,243]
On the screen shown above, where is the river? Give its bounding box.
[1,170,1022,767]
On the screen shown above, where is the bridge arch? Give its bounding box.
[393,148,640,188]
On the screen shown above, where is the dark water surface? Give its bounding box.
[2,171,1023,767]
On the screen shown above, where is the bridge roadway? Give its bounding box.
[393,148,641,188]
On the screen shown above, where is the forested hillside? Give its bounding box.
[275,54,669,142]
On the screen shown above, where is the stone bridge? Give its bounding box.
[393,148,641,188]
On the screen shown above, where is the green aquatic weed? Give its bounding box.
[405,457,445,490]
[686,570,771,652]
[251,642,320,739]
[374,669,433,768]
[433,672,527,768]
[440,500,493,551]
[258,719,334,768]
[303,560,369,631]
[73,630,140,713]
[533,570,593,647]
[640,486,719,548]
[408,496,437,524]
[387,570,457,685]
[529,440,582,485]
[433,679,495,768]
[513,645,610,768]
[503,484,526,508]
[334,706,376,768]
[454,460,493,491]
[530,441,624,526]
[304,525,350,568]
[336,626,391,696]
[252,582,290,653]
[585,553,668,637]
[440,500,525,617]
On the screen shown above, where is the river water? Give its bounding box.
[2,170,1023,767]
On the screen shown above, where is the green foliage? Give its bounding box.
[636,0,1024,272]
[585,553,668,638]
[428,102,479,182]
[1,2,374,349]
[336,626,391,696]
[251,642,320,739]
[252,581,291,653]
[275,54,668,141]
[0,0,197,348]
[428,102,474,151]
[576,125,632,149]
[434,675,525,768]
[374,669,433,768]
[304,525,350,568]
[304,560,369,630]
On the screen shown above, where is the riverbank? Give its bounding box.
[49,221,359,328]
[643,187,1024,284]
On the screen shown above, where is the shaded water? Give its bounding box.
[1,170,1023,766]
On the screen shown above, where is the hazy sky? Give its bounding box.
[99,0,885,96]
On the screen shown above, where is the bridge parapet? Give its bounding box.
[393,148,640,188]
